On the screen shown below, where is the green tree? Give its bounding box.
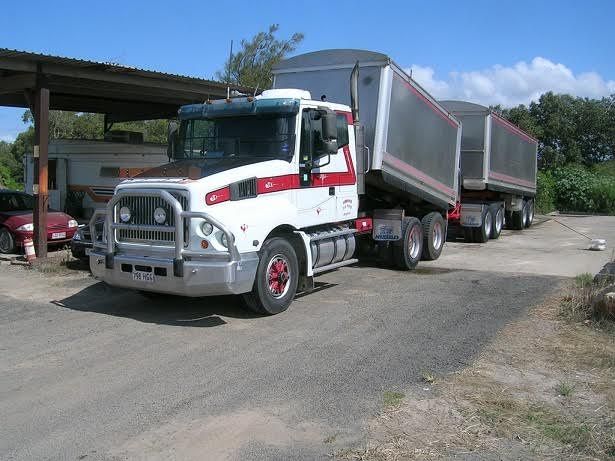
[216,24,304,90]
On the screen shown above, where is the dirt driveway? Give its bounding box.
[1,215,613,460]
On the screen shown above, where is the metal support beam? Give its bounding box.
[33,86,49,258]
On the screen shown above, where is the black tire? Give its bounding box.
[473,207,492,243]
[243,237,299,315]
[524,200,534,228]
[421,212,445,261]
[511,210,524,230]
[463,227,475,243]
[393,217,423,270]
[489,204,504,240]
[0,227,16,254]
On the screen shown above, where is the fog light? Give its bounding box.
[119,206,131,222]
[201,222,214,235]
[221,233,228,248]
[153,207,166,224]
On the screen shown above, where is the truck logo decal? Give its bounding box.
[240,224,248,232]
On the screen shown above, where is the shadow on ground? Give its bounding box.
[53,281,338,327]
[53,282,260,327]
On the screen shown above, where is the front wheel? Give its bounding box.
[243,237,299,315]
[393,217,423,270]
[0,227,16,254]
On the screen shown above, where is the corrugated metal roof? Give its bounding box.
[0,47,246,91]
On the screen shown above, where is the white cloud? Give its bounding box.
[0,134,16,143]
[406,57,615,107]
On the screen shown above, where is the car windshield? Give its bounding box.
[0,193,35,212]
[176,114,296,161]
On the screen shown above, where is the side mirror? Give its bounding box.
[322,139,338,155]
[321,109,337,142]
[167,121,179,160]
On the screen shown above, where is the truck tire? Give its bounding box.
[393,217,423,270]
[243,237,299,315]
[421,212,445,260]
[473,207,492,243]
[511,210,524,230]
[0,227,16,254]
[489,204,504,239]
[463,227,475,243]
[524,200,534,228]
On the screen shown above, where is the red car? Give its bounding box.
[0,190,78,254]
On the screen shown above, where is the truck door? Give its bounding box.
[296,109,355,226]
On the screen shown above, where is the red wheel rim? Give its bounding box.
[266,254,291,298]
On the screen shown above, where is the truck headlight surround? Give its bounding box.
[201,221,214,235]
[119,206,131,222]
[153,207,166,224]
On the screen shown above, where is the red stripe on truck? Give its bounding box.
[383,152,456,196]
[489,171,535,189]
[491,114,538,145]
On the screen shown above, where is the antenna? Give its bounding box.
[226,40,233,100]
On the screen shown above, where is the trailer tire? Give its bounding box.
[393,217,423,270]
[511,210,524,230]
[421,212,445,260]
[463,227,475,243]
[524,200,534,228]
[473,208,492,243]
[489,204,504,239]
[242,237,299,315]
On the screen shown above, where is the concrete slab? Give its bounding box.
[424,215,615,278]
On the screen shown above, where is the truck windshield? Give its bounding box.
[177,115,296,161]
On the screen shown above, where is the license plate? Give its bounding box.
[132,271,155,283]
[51,232,66,239]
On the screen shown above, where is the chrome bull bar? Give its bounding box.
[89,189,240,277]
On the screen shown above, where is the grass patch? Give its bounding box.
[574,272,594,288]
[323,433,338,444]
[421,371,437,384]
[382,391,404,408]
[560,273,615,323]
[524,404,591,449]
[555,381,575,397]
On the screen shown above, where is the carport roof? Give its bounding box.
[0,48,251,122]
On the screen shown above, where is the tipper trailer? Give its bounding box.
[440,101,538,242]
[89,48,461,314]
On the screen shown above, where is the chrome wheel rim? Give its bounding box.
[522,206,528,227]
[495,208,504,233]
[432,221,443,250]
[409,226,421,260]
[484,212,493,237]
[266,254,291,298]
[528,202,534,223]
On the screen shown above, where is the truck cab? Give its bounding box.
[89,89,361,314]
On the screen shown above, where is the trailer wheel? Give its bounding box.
[511,210,524,230]
[489,205,504,239]
[524,200,534,228]
[473,208,492,243]
[393,217,423,270]
[521,201,529,228]
[243,237,299,315]
[463,227,475,243]
[421,212,445,260]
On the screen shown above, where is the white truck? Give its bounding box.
[89,49,461,314]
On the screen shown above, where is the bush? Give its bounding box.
[552,165,597,212]
[535,171,556,213]
[589,176,615,214]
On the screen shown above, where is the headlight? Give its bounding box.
[16,223,34,231]
[153,207,166,224]
[220,232,234,248]
[119,206,131,222]
[201,222,214,235]
[68,219,78,228]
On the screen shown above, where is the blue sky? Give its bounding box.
[1,0,614,141]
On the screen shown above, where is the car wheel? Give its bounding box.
[0,227,16,254]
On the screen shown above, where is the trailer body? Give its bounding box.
[273,49,461,209]
[439,100,537,196]
[440,101,538,240]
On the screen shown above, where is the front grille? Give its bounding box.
[114,191,189,246]
[230,177,257,201]
[49,223,66,230]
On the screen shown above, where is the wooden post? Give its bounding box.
[33,86,49,258]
